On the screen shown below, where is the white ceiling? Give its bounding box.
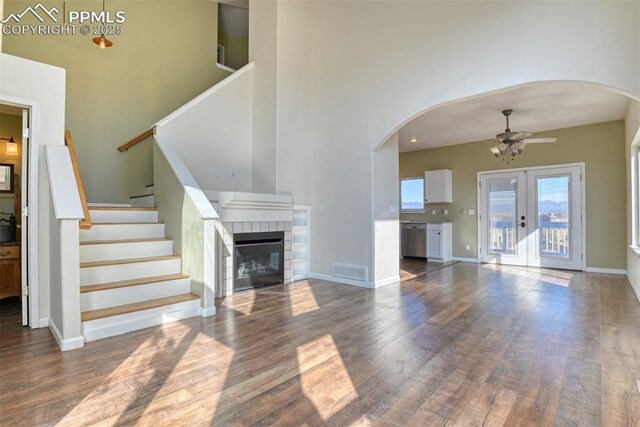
[398,82,631,153]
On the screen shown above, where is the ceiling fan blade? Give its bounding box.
[510,131,532,141]
[523,137,557,144]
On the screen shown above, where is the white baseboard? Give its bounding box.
[626,273,640,304]
[585,267,627,275]
[201,306,216,317]
[374,275,400,288]
[36,317,49,328]
[49,320,85,351]
[452,257,480,263]
[308,272,374,289]
[292,274,309,282]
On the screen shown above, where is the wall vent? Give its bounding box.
[331,263,368,282]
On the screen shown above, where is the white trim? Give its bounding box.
[308,272,374,289]
[45,146,84,219]
[292,274,309,282]
[0,94,40,329]
[201,306,216,317]
[49,320,85,351]
[476,162,586,271]
[627,272,640,303]
[37,317,49,328]
[452,257,480,263]
[630,245,640,257]
[374,275,400,288]
[155,62,254,127]
[216,63,236,73]
[585,267,627,275]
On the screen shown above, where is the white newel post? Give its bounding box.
[59,219,84,350]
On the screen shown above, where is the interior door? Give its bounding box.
[21,108,28,326]
[526,166,582,270]
[480,172,528,266]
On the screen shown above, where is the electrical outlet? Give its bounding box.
[432,210,436,215]
[389,205,396,214]
[316,256,321,264]
[469,209,475,216]
[443,209,448,215]
[466,244,471,251]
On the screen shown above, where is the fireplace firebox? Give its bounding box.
[234,232,284,292]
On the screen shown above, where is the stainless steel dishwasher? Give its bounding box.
[401,223,426,258]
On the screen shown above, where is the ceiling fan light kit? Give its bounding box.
[490,109,557,163]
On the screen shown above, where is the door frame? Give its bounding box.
[0,94,41,328]
[476,162,586,271]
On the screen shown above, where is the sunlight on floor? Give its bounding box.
[296,334,358,421]
[227,291,256,316]
[482,263,573,287]
[289,281,320,316]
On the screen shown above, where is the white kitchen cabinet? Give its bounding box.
[426,222,452,262]
[425,169,453,203]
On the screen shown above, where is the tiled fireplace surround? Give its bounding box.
[208,191,295,298]
[218,221,293,296]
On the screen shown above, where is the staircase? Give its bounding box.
[80,187,201,342]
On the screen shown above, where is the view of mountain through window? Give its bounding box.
[401,178,424,211]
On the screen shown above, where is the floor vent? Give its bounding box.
[331,263,368,282]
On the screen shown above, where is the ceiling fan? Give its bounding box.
[490,109,557,162]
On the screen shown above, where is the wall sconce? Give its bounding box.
[0,137,18,156]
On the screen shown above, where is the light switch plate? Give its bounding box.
[469,209,475,215]
[465,245,471,251]
[432,210,436,215]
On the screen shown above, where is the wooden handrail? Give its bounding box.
[65,131,92,230]
[117,128,154,152]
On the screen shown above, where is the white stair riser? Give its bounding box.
[81,278,192,311]
[80,240,173,263]
[145,186,155,195]
[80,223,165,241]
[89,209,158,223]
[82,299,201,342]
[131,195,155,208]
[80,259,182,285]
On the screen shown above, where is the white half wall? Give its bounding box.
[626,99,640,302]
[372,134,400,286]
[0,53,66,326]
[155,64,254,193]
[275,1,640,279]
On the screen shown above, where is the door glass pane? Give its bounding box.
[488,178,518,255]
[537,175,570,258]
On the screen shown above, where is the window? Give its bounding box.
[632,144,640,251]
[400,177,424,212]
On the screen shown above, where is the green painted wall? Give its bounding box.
[399,120,626,270]
[218,30,248,71]
[2,1,230,203]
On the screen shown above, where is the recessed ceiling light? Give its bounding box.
[410,138,417,143]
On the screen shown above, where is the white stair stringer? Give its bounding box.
[80,257,182,286]
[80,223,165,241]
[81,276,192,311]
[82,297,201,342]
[89,208,158,223]
[80,239,173,263]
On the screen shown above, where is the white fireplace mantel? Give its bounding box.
[206,191,293,223]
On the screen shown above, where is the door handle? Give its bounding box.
[520,222,526,228]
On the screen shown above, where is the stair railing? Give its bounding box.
[117,128,154,152]
[64,131,92,229]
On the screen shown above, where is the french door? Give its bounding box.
[479,165,583,270]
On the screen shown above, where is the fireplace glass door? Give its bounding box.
[234,233,284,291]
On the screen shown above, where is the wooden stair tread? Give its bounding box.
[80,273,190,293]
[81,293,199,322]
[80,238,172,246]
[80,255,180,268]
[130,194,154,199]
[89,206,158,211]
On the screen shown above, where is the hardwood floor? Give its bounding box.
[2,261,640,426]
